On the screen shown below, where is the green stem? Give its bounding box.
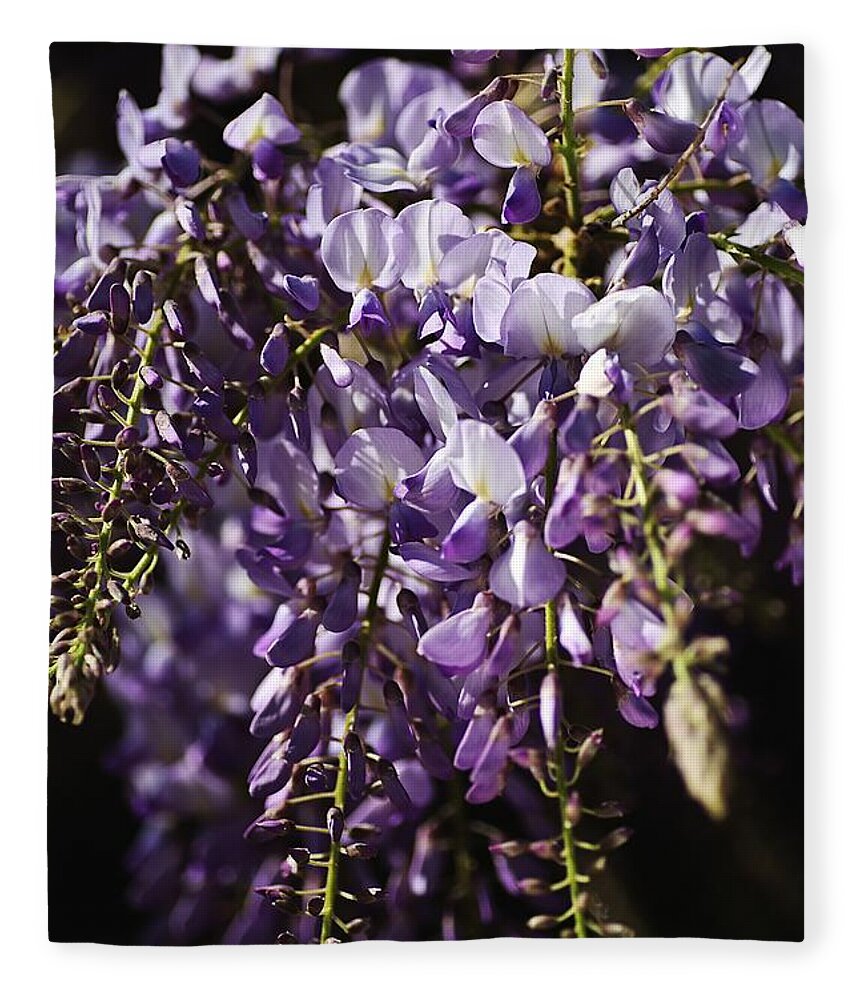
[288,323,331,367]
[542,431,586,938]
[319,526,390,942]
[557,49,583,252]
[622,414,690,679]
[622,423,669,598]
[709,233,804,287]
[449,771,480,939]
[64,312,164,684]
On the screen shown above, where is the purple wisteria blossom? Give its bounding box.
[51,43,804,945]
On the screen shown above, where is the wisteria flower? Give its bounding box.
[223,93,301,180]
[472,101,552,223]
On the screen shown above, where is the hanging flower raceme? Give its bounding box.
[50,42,804,946]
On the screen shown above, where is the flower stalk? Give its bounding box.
[543,430,587,938]
[557,48,583,272]
[319,525,390,942]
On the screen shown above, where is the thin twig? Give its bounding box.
[612,57,746,229]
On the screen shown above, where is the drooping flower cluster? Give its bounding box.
[51,44,804,942]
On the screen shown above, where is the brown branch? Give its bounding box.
[612,56,746,229]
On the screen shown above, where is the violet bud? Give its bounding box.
[320,342,354,388]
[95,384,118,412]
[161,138,200,189]
[106,538,133,560]
[154,410,182,447]
[416,728,455,780]
[588,50,608,80]
[73,311,109,337]
[131,270,154,324]
[377,759,411,812]
[79,444,101,482]
[254,885,301,914]
[110,359,130,390]
[194,255,221,311]
[139,365,162,389]
[704,101,743,156]
[127,515,174,551]
[114,426,140,450]
[540,54,558,100]
[443,77,513,138]
[285,847,311,872]
[340,641,362,713]
[266,607,319,667]
[284,274,320,313]
[243,816,296,843]
[327,806,344,844]
[303,763,331,792]
[527,914,560,932]
[182,341,224,391]
[623,99,699,155]
[287,385,311,452]
[383,680,417,751]
[283,693,321,764]
[489,840,528,858]
[108,283,130,334]
[175,198,206,241]
[344,730,366,799]
[162,299,186,337]
[85,258,126,311]
[322,560,361,633]
[260,323,289,376]
[396,588,428,639]
[223,186,268,242]
[518,878,551,897]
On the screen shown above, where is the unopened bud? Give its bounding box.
[574,728,603,781]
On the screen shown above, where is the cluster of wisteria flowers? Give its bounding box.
[51,44,804,943]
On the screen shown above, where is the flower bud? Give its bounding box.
[327,806,344,844]
[573,728,603,781]
[518,878,551,897]
[260,323,289,375]
[109,282,130,334]
[340,641,362,713]
[599,827,634,853]
[527,914,559,932]
[377,759,411,812]
[162,299,186,337]
[132,270,153,324]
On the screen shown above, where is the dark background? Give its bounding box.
[49,44,803,943]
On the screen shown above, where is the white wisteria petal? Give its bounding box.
[397,200,474,291]
[414,367,458,442]
[335,427,425,511]
[575,348,614,398]
[321,208,407,292]
[472,101,552,169]
[500,273,595,358]
[570,286,676,369]
[446,420,526,506]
